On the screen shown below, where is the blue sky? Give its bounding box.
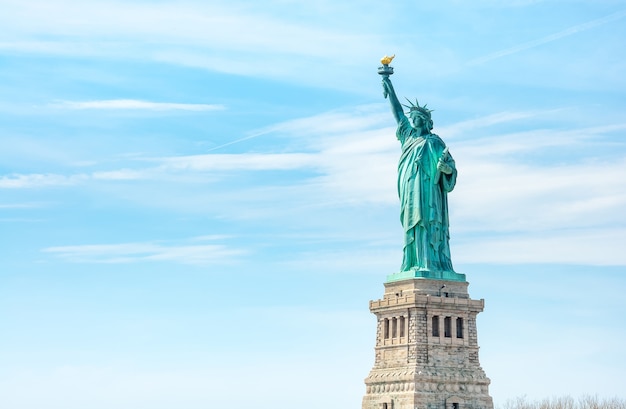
[1,1,625,408]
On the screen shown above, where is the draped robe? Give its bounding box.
[396,116,457,273]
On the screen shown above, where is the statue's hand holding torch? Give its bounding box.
[378,54,395,98]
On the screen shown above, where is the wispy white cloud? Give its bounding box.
[52,99,224,111]
[43,239,244,265]
[437,110,554,140]
[0,1,371,57]
[467,9,626,65]
[0,1,389,90]
[158,153,319,171]
[450,120,626,233]
[0,154,324,190]
[0,202,45,209]
[0,173,87,188]
[91,169,150,180]
[0,170,151,188]
[455,227,626,266]
[205,108,392,153]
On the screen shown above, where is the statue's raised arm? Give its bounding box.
[378,55,404,124]
[382,77,404,124]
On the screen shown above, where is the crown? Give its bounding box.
[402,98,433,118]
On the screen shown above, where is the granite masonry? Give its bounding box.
[362,278,493,409]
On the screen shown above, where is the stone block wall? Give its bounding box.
[363,278,493,409]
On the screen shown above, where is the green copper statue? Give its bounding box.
[379,56,465,282]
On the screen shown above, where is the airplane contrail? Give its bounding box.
[467,9,626,66]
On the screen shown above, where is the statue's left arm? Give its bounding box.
[437,149,457,192]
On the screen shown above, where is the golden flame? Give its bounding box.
[380,54,395,65]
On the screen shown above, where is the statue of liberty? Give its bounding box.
[379,56,464,281]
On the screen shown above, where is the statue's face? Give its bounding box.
[410,112,432,132]
[410,113,423,128]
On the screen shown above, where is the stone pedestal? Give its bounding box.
[362,278,493,409]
